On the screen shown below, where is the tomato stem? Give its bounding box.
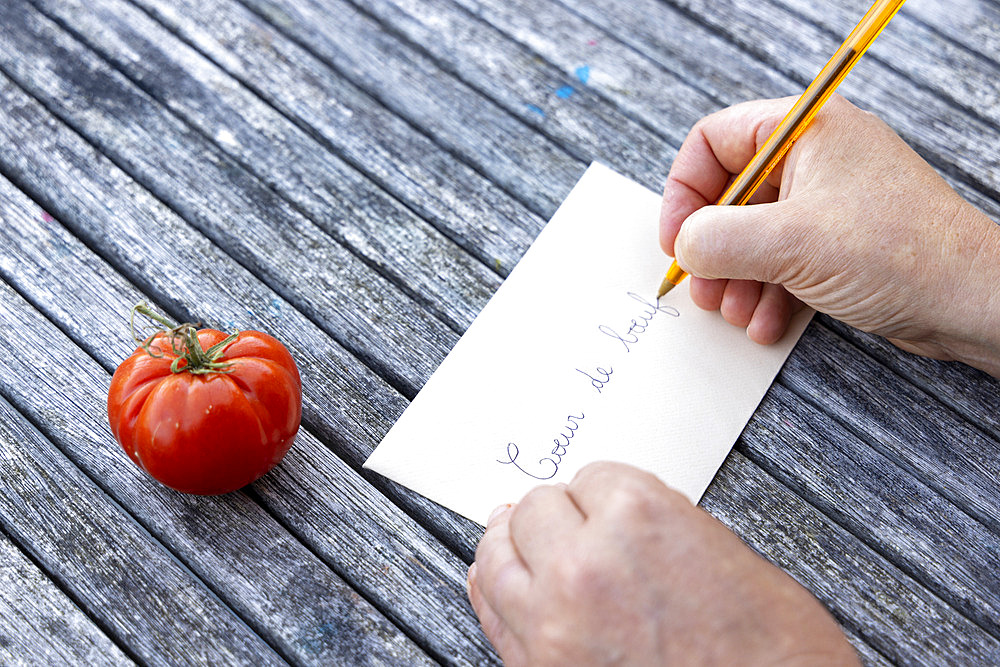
[130,303,238,375]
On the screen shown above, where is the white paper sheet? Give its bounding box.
[364,163,812,525]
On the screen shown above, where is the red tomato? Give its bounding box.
[108,326,301,495]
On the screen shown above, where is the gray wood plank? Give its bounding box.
[28,0,498,335]
[904,0,1000,67]
[779,322,1000,535]
[123,0,546,281]
[0,529,133,667]
[419,0,748,140]
[551,0,800,107]
[704,451,1000,664]
[399,0,789,144]
[820,315,1000,443]
[0,280,435,665]
[654,0,1000,200]
[0,391,285,666]
[131,0,578,219]
[465,0,1000,227]
[0,112,497,663]
[773,0,1000,130]
[0,0,453,398]
[239,0,681,194]
[228,0,585,216]
[745,381,1000,639]
[0,62,486,559]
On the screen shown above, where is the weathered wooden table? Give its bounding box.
[1,0,998,663]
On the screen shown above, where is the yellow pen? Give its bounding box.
[657,0,907,298]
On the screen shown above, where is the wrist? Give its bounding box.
[934,204,1000,377]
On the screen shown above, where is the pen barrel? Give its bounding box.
[716,0,906,208]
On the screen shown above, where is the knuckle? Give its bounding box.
[508,484,555,528]
[606,472,689,520]
[554,557,595,593]
[570,461,617,489]
[531,623,576,665]
[606,481,659,519]
[687,114,712,140]
[489,558,523,592]
[517,484,552,510]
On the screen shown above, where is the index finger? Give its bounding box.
[660,96,796,257]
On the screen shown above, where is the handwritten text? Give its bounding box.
[599,292,679,353]
[497,412,586,480]
[498,292,680,480]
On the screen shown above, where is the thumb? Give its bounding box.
[673,200,808,285]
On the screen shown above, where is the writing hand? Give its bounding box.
[467,462,858,665]
[660,94,1000,377]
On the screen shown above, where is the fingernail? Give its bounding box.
[466,562,477,598]
[487,503,512,524]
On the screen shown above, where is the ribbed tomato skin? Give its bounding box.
[107,329,301,494]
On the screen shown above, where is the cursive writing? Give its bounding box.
[577,365,613,394]
[498,413,585,480]
[499,291,681,481]
[598,292,679,353]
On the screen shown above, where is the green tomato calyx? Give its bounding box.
[130,303,238,375]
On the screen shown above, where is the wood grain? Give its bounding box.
[780,322,1000,535]
[820,315,1000,442]
[0,388,286,666]
[0,0,996,661]
[131,0,566,230]
[0,528,133,666]
[242,0,682,192]
[449,0,791,125]
[705,450,1000,664]
[217,0,585,216]
[0,0,454,397]
[746,380,1000,638]
[0,106,497,664]
[0,3,489,555]
[29,0,501,336]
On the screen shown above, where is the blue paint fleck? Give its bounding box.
[555,85,574,99]
[47,239,72,258]
[575,65,590,84]
[525,103,546,118]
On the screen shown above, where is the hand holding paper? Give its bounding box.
[365,163,812,525]
[467,462,859,665]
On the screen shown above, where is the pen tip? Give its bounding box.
[657,278,675,299]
